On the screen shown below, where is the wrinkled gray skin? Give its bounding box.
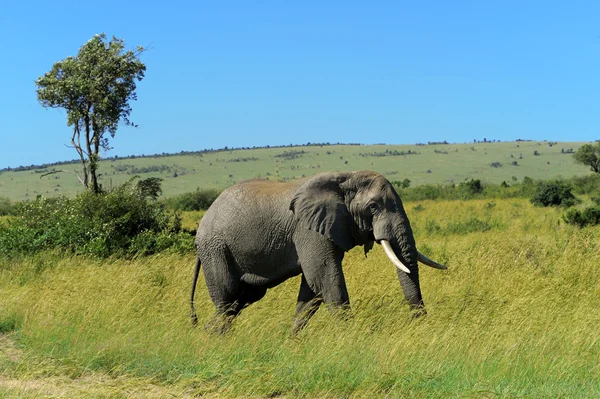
[191,171,431,334]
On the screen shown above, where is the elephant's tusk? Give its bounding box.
[380,240,411,274]
[418,252,448,270]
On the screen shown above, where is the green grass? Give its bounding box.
[0,141,591,201]
[1,198,600,397]
[179,210,206,231]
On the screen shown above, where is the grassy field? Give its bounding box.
[0,141,590,202]
[1,198,599,398]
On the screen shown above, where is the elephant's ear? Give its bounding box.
[289,173,354,251]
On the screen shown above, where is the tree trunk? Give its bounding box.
[90,117,101,194]
[84,106,100,194]
[72,123,89,189]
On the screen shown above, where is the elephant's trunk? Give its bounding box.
[390,222,425,315]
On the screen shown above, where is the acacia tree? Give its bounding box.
[573,142,600,173]
[36,33,146,193]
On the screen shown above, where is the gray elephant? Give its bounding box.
[190,170,447,334]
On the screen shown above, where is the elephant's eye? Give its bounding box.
[368,203,379,214]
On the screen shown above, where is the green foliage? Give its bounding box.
[563,206,600,227]
[35,33,146,193]
[459,178,483,195]
[570,173,600,195]
[274,150,306,160]
[398,178,537,202]
[0,197,16,216]
[162,188,222,211]
[0,312,21,333]
[0,181,192,258]
[136,176,163,200]
[391,178,411,189]
[530,181,578,207]
[573,142,600,173]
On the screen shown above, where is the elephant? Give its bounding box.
[190,170,447,334]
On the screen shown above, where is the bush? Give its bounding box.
[563,206,600,227]
[137,177,163,200]
[458,179,483,197]
[395,176,562,202]
[163,188,221,211]
[0,180,193,258]
[570,174,600,196]
[0,197,16,216]
[530,181,578,207]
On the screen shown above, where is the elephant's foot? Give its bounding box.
[204,313,236,335]
[290,297,323,336]
[409,303,427,319]
[290,317,309,337]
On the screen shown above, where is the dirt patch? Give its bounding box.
[0,374,204,398]
[0,334,207,398]
[0,333,23,363]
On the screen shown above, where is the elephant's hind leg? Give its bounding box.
[205,284,268,334]
[201,244,244,333]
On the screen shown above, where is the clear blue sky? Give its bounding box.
[1,1,599,168]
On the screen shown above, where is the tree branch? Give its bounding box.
[40,169,86,187]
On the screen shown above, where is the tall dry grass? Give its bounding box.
[1,198,599,397]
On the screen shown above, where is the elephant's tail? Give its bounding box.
[190,256,202,327]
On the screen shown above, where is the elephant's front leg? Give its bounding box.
[291,275,322,335]
[292,232,349,333]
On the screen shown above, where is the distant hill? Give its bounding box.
[0,141,591,202]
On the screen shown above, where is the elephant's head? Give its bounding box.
[290,170,446,314]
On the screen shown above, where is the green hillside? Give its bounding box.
[0,141,590,201]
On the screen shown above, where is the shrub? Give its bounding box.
[391,178,411,189]
[459,179,483,196]
[563,206,600,227]
[0,197,16,216]
[137,177,163,200]
[163,188,221,211]
[570,174,600,195]
[530,181,578,207]
[402,184,453,201]
[0,180,193,258]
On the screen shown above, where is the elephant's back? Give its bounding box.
[196,179,298,248]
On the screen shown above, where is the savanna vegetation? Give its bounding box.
[1,198,600,398]
[0,178,192,259]
[1,140,596,202]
